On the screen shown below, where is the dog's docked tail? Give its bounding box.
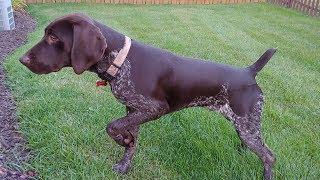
[249,48,277,76]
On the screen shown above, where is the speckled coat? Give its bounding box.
[20,14,277,180]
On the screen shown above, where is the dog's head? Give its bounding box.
[20,13,107,75]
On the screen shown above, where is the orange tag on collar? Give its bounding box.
[96,80,108,87]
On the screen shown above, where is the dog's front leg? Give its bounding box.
[106,104,168,174]
[111,125,139,174]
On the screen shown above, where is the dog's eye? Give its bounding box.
[49,35,59,43]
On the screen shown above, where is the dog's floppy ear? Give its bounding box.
[67,14,107,74]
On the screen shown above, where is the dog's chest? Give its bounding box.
[109,60,158,112]
[109,60,134,104]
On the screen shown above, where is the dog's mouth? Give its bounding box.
[29,67,51,74]
[20,58,56,75]
[52,66,62,72]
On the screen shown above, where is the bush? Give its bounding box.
[12,0,26,10]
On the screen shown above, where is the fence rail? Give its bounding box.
[269,0,320,16]
[25,0,265,4]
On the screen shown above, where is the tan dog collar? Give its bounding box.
[107,36,132,77]
[96,36,131,87]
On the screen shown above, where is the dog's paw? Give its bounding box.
[112,161,132,174]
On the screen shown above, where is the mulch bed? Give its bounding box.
[0,10,37,179]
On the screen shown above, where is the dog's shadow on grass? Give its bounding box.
[139,108,262,179]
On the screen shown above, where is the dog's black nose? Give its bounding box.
[20,55,31,66]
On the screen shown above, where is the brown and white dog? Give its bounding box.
[20,13,277,179]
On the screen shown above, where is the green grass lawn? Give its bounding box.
[4,2,320,179]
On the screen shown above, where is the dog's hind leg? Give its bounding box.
[208,84,275,179]
[227,93,276,180]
